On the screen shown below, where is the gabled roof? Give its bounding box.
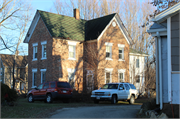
[24,10,132,44]
[0,54,28,67]
[152,2,180,23]
[39,10,86,41]
[85,13,116,41]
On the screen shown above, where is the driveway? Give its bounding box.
[50,105,141,118]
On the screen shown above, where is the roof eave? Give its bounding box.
[152,2,180,23]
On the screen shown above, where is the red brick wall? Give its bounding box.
[97,20,130,88]
[28,17,52,90]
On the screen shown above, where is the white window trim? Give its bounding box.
[67,68,76,85]
[105,68,113,84]
[40,69,46,83]
[105,42,113,60]
[32,43,38,61]
[41,41,47,60]
[32,68,37,87]
[68,41,76,60]
[118,44,125,61]
[118,69,126,82]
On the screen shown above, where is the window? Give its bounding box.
[67,68,75,87]
[124,84,130,90]
[136,59,139,68]
[118,44,125,60]
[105,42,113,60]
[119,84,125,90]
[1,68,3,76]
[40,69,46,83]
[119,73,124,82]
[118,69,125,82]
[50,82,56,88]
[136,75,140,83]
[37,84,43,90]
[129,84,136,89]
[41,41,47,60]
[20,82,24,90]
[106,46,111,58]
[32,69,37,87]
[32,43,38,61]
[105,68,113,84]
[57,82,71,88]
[68,41,77,60]
[69,45,75,59]
[43,83,49,89]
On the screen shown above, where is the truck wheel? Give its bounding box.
[111,95,117,104]
[94,100,99,104]
[129,95,135,104]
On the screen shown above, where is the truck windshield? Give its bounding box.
[101,84,118,89]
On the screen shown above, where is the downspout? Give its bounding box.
[155,37,159,105]
[157,31,163,110]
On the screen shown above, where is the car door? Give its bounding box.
[40,82,49,99]
[124,84,131,99]
[33,84,44,99]
[117,84,126,99]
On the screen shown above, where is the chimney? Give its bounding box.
[74,8,80,20]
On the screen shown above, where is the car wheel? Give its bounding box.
[46,94,53,103]
[28,94,34,103]
[129,95,135,104]
[94,100,99,104]
[111,95,117,104]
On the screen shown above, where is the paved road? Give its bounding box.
[50,105,141,118]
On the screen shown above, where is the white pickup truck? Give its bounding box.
[91,83,138,104]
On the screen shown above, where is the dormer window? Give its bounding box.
[41,41,47,60]
[32,43,38,61]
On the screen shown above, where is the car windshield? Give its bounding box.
[101,84,118,89]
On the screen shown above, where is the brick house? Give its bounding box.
[24,9,134,92]
[0,54,28,94]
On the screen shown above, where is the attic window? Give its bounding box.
[112,22,116,27]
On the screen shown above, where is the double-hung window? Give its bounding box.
[41,41,47,60]
[105,42,113,60]
[105,68,113,84]
[32,43,38,61]
[68,42,76,60]
[118,69,125,82]
[118,44,125,61]
[32,68,37,87]
[136,59,139,68]
[40,69,46,83]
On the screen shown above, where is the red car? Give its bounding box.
[27,81,73,103]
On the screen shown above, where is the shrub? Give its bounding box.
[1,83,18,104]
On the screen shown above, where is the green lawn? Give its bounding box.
[1,97,145,118]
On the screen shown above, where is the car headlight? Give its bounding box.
[104,92,111,96]
[91,92,95,95]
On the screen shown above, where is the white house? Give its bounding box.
[129,48,148,93]
[147,2,180,109]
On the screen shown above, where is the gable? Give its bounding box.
[97,14,132,45]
